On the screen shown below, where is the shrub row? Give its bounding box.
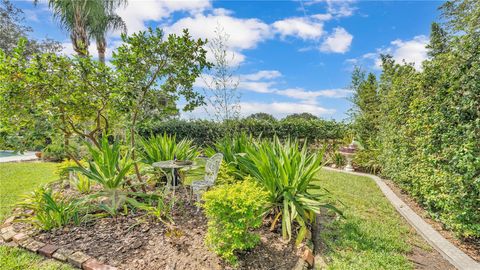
[139,118,348,146]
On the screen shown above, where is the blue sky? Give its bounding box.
[16,0,443,120]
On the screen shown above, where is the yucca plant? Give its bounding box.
[139,133,199,164]
[18,186,84,230]
[205,133,252,177]
[73,136,133,190]
[71,137,133,217]
[238,137,338,243]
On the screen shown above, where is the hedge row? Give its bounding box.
[138,118,347,146]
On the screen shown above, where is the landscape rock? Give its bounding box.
[82,258,118,270]
[12,233,28,243]
[25,240,45,253]
[38,244,59,258]
[68,251,91,268]
[1,230,16,242]
[52,248,74,262]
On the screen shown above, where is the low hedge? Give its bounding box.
[139,118,348,146]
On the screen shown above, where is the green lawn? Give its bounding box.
[0,161,73,270]
[0,162,59,221]
[314,169,429,270]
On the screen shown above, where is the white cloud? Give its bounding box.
[164,9,270,65]
[240,70,281,81]
[117,0,211,34]
[273,17,324,40]
[165,10,270,51]
[388,35,428,70]
[311,13,333,21]
[276,88,352,104]
[347,35,429,71]
[239,101,335,118]
[320,27,353,53]
[307,0,356,18]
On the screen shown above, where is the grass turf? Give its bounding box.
[0,162,59,221]
[313,169,429,270]
[0,161,73,270]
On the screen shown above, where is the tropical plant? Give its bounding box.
[126,192,172,224]
[70,173,91,194]
[55,159,88,179]
[202,179,268,264]
[18,186,84,230]
[73,137,133,190]
[238,137,338,243]
[205,133,252,177]
[139,133,199,165]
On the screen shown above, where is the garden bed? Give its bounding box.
[12,187,299,270]
[384,179,480,262]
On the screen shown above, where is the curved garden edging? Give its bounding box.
[322,167,480,270]
[1,215,117,270]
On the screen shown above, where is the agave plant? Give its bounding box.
[204,133,252,177]
[239,137,338,243]
[139,133,199,164]
[72,136,133,190]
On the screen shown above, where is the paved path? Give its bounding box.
[0,151,38,163]
[323,167,480,270]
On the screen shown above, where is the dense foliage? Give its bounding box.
[140,117,347,147]
[202,179,268,264]
[350,0,479,238]
[139,133,199,165]
[238,137,336,243]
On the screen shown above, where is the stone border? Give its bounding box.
[1,216,117,270]
[323,167,480,270]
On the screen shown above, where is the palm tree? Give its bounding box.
[40,0,100,56]
[90,2,127,63]
[39,0,127,62]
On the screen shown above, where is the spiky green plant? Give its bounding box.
[73,137,133,190]
[18,186,84,230]
[205,133,252,177]
[139,133,199,164]
[238,137,338,243]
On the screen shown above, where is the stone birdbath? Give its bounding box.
[339,141,357,172]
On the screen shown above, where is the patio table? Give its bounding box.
[152,160,194,188]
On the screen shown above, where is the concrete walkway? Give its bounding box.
[0,151,38,163]
[323,167,480,270]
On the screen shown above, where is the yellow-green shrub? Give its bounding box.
[55,159,87,179]
[202,179,268,264]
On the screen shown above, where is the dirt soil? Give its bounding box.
[385,179,480,263]
[29,188,298,270]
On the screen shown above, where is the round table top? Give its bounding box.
[152,160,194,169]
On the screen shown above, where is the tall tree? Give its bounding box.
[0,0,61,56]
[89,0,127,63]
[202,25,241,122]
[426,22,449,57]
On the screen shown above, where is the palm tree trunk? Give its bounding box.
[97,37,107,64]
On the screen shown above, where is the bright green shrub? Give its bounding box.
[55,159,87,179]
[214,162,238,186]
[202,179,268,264]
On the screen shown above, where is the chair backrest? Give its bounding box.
[204,153,223,183]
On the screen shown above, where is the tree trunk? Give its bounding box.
[97,37,106,64]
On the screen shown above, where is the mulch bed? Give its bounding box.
[13,185,299,270]
[384,179,480,262]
